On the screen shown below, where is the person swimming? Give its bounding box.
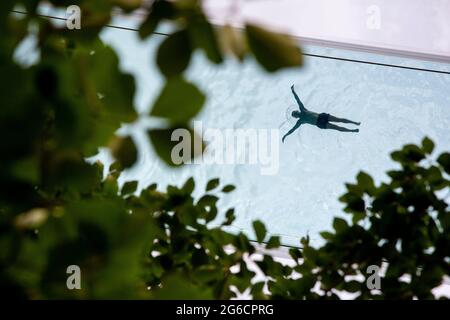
[282,85,360,143]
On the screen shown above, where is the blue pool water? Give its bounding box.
[97,25,450,247]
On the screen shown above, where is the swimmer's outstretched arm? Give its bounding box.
[291,85,307,113]
[282,120,302,143]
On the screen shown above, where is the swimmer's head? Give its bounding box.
[292,110,301,118]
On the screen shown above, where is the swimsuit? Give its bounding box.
[316,113,330,129]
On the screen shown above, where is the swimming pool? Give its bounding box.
[94,21,450,247]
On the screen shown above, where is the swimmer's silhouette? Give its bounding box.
[282,85,360,143]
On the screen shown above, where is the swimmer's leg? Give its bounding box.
[326,123,359,133]
[328,115,360,125]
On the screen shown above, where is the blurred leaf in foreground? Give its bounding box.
[246,24,303,72]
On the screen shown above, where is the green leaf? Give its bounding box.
[121,180,138,195]
[437,152,450,174]
[253,220,267,242]
[356,171,375,193]
[302,247,317,262]
[85,41,137,121]
[346,196,366,213]
[188,14,223,64]
[103,174,120,196]
[108,161,122,176]
[352,211,366,224]
[390,151,405,163]
[403,144,425,163]
[43,38,137,155]
[222,185,236,193]
[205,206,218,223]
[197,195,219,207]
[218,25,247,61]
[344,280,362,293]
[245,24,303,72]
[148,125,204,167]
[295,274,316,295]
[44,152,99,193]
[182,177,195,194]
[156,29,192,77]
[150,77,205,123]
[422,137,435,154]
[320,231,334,240]
[333,218,348,233]
[289,248,302,260]
[222,208,236,226]
[266,236,281,249]
[206,178,220,191]
[250,281,266,299]
[139,0,175,39]
[109,136,138,169]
